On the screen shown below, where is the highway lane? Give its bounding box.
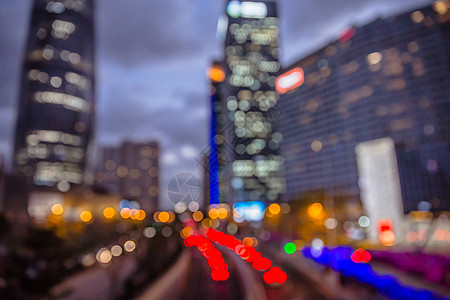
[181,250,244,300]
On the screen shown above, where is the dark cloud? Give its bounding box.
[96,0,222,66]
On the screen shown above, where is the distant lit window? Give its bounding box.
[105,160,116,171]
[50,76,62,88]
[52,20,76,39]
[433,1,448,14]
[366,52,382,65]
[411,11,425,23]
[33,91,89,112]
[46,2,65,14]
[311,140,323,152]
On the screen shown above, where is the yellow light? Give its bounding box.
[136,210,146,221]
[367,52,383,65]
[153,211,160,222]
[124,240,136,252]
[111,245,123,257]
[159,211,170,223]
[209,208,218,219]
[217,208,228,219]
[208,64,226,83]
[103,207,115,219]
[130,209,138,220]
[311,140,323,152]
[80,210,92,223]
[98,250,112,264]
[268,203,281,215]
[242,237,254,247]
[168,211,176,223]
[192,211,204,222]
[51,203,64,215]
[433,1,448,14]
[307,203,323,219]
[181,226,193,239]
[411,10,425,23]
[379,230,396,246]
[201,218,213,228]
[120,208,131,219]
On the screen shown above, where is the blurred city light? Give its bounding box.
[284,242,297,254]
[103,207,115,219]
[111,245,123,257]
[51,203,64,215]
[124,240,136,252]
[80,210,92,223]
[143,227,156,238]
[307,203,323,219]
[275,67,304,94]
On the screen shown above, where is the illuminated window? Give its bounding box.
[33,91,89,112]
[50,76,62,88]
[366,52,382,65]
[149,167,158,177]
[65,72,91,89]
[52,20,76,39]
[105,160,116,171]
[311,140,323,152]
[411,11,425,23]
[433,1,448,14]
[117,166,128,178]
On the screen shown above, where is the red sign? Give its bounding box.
[276,67,304,94]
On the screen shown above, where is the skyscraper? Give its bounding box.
[219,0,284,204]
[277,4,450,241]
[13,0,95,195]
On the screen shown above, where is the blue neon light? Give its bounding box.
[302,246,443,300]
[209,90,219,205]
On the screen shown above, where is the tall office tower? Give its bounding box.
[220,0,284,204]
[13,0,95,196]
[277,4,450,241]
[96,141,160,211]
[207,62,226,205]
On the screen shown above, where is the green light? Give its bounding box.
[284,242,296,254]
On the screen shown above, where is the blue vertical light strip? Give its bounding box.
[209,89,220,205]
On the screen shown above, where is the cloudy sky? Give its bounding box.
[0,0,431,208]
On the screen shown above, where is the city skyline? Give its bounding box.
[0,0,433,208]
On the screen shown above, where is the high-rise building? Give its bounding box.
[277,4,450,239]
[218,0,284,204]
[12,0,95,195]
[96,141,160,211]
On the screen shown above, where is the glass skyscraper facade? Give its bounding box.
[13,0,95,193]
[279,4,450,213]
[219,0,284,204]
